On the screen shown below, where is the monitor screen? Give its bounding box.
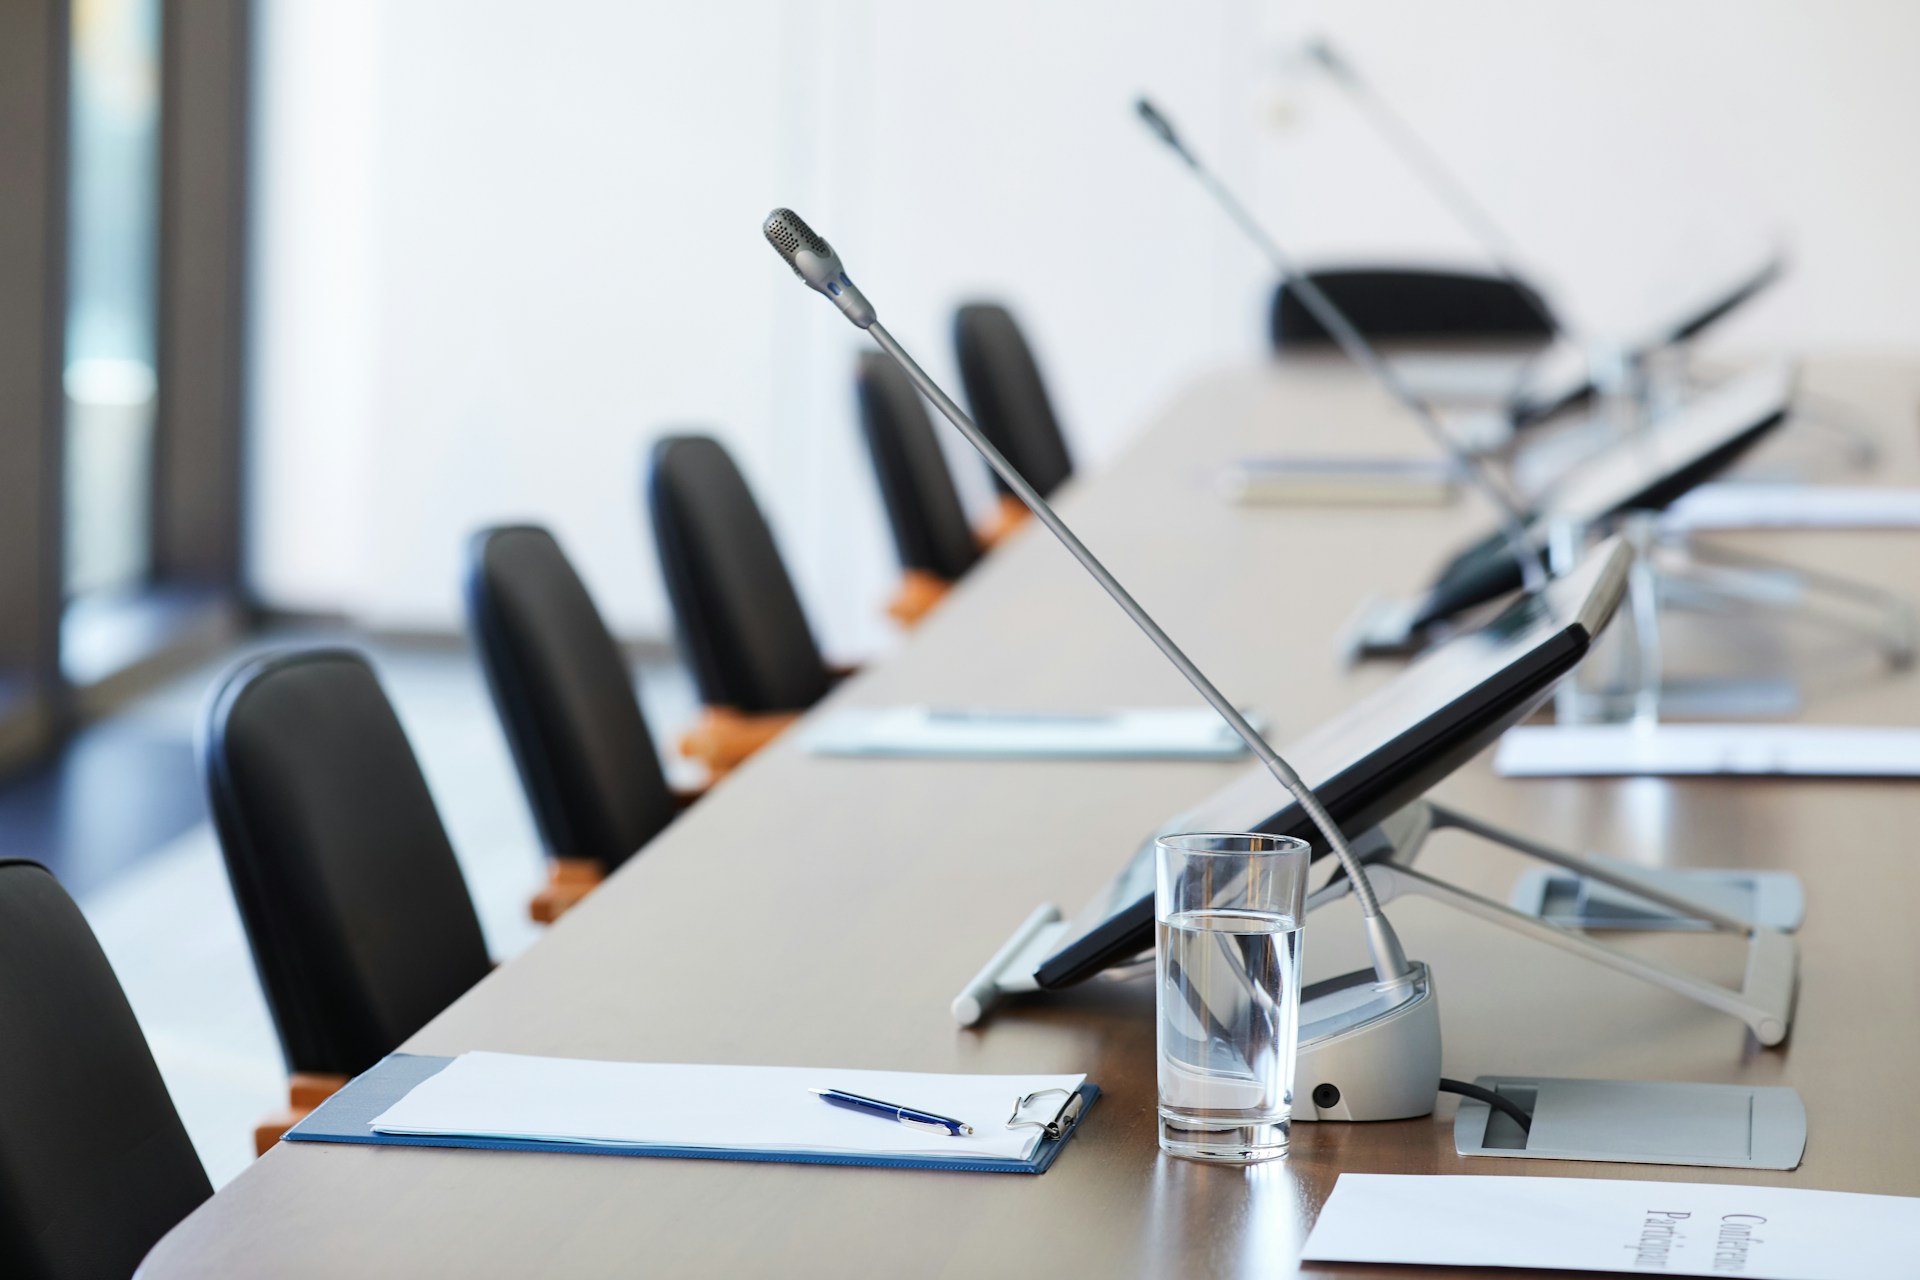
[1033,536,1630,989]
[1544,359,1796,528]
[1509,251,1785,426]
[1412,360,1794,633]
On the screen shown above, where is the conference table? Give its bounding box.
[142,354,1920,1278]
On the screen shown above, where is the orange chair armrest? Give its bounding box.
[528,857,606,924]
[886,569,953,628]
[977,492,1030,550]
[677,706,799,778]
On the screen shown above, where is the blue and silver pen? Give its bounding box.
[809,1087,974,1136]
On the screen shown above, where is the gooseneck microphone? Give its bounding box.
[763,207,1413,987]
[1134,97,1548,599]
[1299,37,1572,346]
[765,212,877,328]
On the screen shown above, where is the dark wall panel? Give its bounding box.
[154,0,252,588]
[0,1,70,765]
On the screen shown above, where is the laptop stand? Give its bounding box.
[954,796,1799,1048]
[1333,800,1797,1046]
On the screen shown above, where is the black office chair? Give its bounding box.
[1269,267,1555,349]
[465,525,693,921]
[202,648,493,1153]
[953,302,1073,540]
[646,434,837,776]
[855,351,983,626]
[0,859,212,1280]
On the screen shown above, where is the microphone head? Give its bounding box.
[1301,36,1350,79]
[764,207,838,280]
[1134,97,1195,166]
[763,207,875,328]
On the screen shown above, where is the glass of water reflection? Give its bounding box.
[1154,832,1309,1163]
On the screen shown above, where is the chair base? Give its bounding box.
[254,1072,349,1156]
[528,857,606,924]
[978,493,1030,549]
[678,705,799,779]
[887,569,953,628]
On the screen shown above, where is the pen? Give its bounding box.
[809,1087,974,1136]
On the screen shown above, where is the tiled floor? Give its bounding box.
[2,630,697,1188]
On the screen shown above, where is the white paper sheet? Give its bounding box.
[1303,1174,1920,1280]
[1496,723,1920,778]
[1666,484,1920,531]
[800,706,1259,760]
[369,1052,1083,1163]
[1385,352,1536,405]
[1218,456,1455,507]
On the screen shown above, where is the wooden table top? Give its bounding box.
[141,354,1920,1279]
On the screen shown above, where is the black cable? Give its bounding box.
[1439,1077,1532,1135]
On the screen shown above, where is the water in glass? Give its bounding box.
[1156,906,1302,1161]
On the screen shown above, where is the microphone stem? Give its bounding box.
[1314,49,1574,346]
[867,321,1410,984]
[1179,157,1549,596]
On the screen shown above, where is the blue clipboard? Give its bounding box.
[284,1053,1099,1175]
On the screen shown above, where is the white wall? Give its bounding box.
[248,0,1920,653]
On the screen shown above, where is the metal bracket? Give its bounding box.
[1334,801,1798,1046]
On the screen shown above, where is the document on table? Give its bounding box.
[1217,456,1456,506]
[1665,484,1920,531]
[1496,723,1920,778]
[1385,351,1536,404]
[1304,1174,1920,1280]
[800,706,1261,760]
[368,1051,1083,1163]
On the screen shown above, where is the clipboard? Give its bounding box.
[284,1054,1099,1175]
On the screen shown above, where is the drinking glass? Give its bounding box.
[1155,832,1309,1162]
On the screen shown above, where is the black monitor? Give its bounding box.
[1509,250,1786,429]
[1033,536,1630,989]
[1408,359,1795,634]
[1538,359,1795,527]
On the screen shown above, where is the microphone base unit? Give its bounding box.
[1293,961,1441,1122]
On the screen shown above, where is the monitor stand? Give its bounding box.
[1559,515,1912,718]
[1343,505,1914,679]
[1509,513,1917,774]
[952,799,1798,1049]
[1341,800,1796,1047]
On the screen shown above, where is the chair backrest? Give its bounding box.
[465,525,677,871]
[952,302,1074,499]
[201,648,493,1078]
[0,859,211,1280]
[1269,267,1555,349]
[855,351,981,582]
[646,434,832,713]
